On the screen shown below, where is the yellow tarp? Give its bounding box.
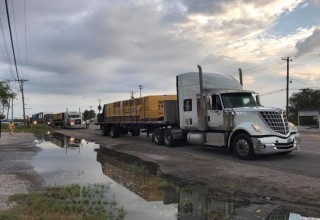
[103,95,176,121]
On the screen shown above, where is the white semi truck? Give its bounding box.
[52,111,84,129]
[97,65,300,159]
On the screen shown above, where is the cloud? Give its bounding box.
[0,0,318,116]
[295,28,320,56]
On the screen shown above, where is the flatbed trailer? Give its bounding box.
[96,98,179,137]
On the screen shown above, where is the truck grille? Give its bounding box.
[75,119,81,125]
[260,111,289,135]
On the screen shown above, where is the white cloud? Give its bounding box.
[295,28,320,56]
[1,0,319,117]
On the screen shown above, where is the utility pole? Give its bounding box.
[97,99,102,113]
[15,79,28,121]
[89,105,93,119]
[5,0,28,123]
[130,91,135,99]
[11,96,13,120]
[139,85,143,98]
[281,57,292,115]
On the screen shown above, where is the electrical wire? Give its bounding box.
[0,9,16,81]
[11,0,25,80]
[24,0,28,80]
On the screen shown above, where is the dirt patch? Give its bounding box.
[0,132,45,210]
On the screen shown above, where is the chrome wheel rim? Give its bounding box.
[236,139,250,157]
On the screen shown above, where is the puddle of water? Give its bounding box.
[32,132,320,220]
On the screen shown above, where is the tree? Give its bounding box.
[82,110,96,120]
[289,88,320,125]
[0,81,15,119]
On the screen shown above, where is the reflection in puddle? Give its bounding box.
[32,133,319,220]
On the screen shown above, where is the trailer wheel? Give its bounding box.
[164,129,175,147]
[101,126,110,136]
[153,129,164,145]
[130,129,140,136]
[110,127,120,138]
[120,128,129,135]
[232,133,255,160]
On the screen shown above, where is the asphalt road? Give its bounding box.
[65,125,320,179]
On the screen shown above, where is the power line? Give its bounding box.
[11,0,25,80]
[290,78,320,89]
[0,10,16,81]
[5,0,27,121]
[260,89,285,96]
[24,0,28,80]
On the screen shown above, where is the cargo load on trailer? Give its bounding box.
[103,95,177,122]
[96,65,301,159]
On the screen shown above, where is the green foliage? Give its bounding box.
[289,89,320,124]
[83,110,96,120]
[0,81,15,119]
[290,88,320,109]
[1,183,126,220]
[130,161,149,174]
[1,123,53,136]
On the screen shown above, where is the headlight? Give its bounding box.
[288,122,298,131]
[251,124,262,134]
[70,122,75,125]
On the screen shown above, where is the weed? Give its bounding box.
[1,183,125,220]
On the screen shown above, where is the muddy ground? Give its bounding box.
[0,132,44,210]
[0,129,320,217]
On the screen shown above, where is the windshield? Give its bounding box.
[69,115,80,118]
[221,93,258,108]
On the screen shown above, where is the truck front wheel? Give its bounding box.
[232,133,255,160]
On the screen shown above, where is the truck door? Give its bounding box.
[207,94,224,129]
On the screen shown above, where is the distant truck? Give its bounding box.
[52,111,83,129]
[31,112,53,125]
[96,65,301,159]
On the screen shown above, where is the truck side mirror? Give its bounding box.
[256,95,261,106]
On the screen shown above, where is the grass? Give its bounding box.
[0,183,126,220]
[1,123,53,136]
[130,161,149,175]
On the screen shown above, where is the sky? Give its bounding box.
[0,0,319,118]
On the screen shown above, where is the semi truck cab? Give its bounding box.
[64,112,83,129]
[176,68,301,159]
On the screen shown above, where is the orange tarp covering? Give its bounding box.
[103,95,176,121]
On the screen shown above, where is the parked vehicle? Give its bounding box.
[96,65,301,159]
[52,111,84,129]
[1,119,24,126]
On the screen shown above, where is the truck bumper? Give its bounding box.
[70,124,84,129]
[252,133,301,154]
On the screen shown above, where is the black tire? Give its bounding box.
[232,133,255,160]
[153,129,164,145]
[101,126,110,136]
[120,128,129,135]
[131,129,141,136]
[164,129,175,147]
[110,127,120,138]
